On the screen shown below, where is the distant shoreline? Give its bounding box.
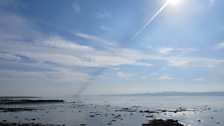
[0,96,40,99]
[1,91,224,99]
[101,91,224,97]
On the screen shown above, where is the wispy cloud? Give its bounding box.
[159,75,173,80]
[158,48,174,54]
[117,72,132,79]
[95,10,111,18]
[168,57,191,67]
[168,56,224,67]
[142,73,181,81]
[149,73,160,76]
[1,36,153,69]
[176,48,199,53]
[43,37,93,51]
[0,68,90,82]
[0,10,42,40]
[158,47,198,55]
[53,68,90,82]
[100,25,111,31]
[0,52,20,61]
[1,6,223,87]
[74,32,118,50]
[72,0,81,14]
[208,0,216,7]
[194,78,205,82]
[215,42,224,49]
[141,54,224,68]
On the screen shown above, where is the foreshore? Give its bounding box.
[0,97,222,126]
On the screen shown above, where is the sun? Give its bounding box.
[168,0,182,6]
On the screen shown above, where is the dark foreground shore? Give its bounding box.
[0,119,184,126]
[0,98,64,105]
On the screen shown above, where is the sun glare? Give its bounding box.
[168,0,182,6]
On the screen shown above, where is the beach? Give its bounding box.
[0,96,223,126]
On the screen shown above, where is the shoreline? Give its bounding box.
[0,97,223,126]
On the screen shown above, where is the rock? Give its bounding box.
[89,115,95,117]
[142,119,184,126]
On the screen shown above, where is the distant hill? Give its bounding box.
[108,91,224,96]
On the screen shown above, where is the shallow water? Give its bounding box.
[0,96,223,126]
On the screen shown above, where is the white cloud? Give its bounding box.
[117,72,132,78]
[0,68,90,82]
[1,1,224,96]
[74,34,223,68]
[13,40,224,68]
[168,56,224,67]
[142,54,224,68]
[158,47,198,55]
[0,52,19,61]
[158,48,174,54]
[74,32,118,50]
[159,75,173,80]
[1,37,153,68]
[216,42,224,49]
[168,57,191,67]
[0,10,223,84]
[43,37,93,51]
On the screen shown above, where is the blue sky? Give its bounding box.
[0,0,224,96]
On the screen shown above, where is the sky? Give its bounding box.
[0,0,224,96]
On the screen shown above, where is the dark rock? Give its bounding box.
[143,110,157,114]
[146,115,154,118]
[114,115,121,119]
[0,99,64,105]
[0,122,64,126]
[107,122,112,125]
[89,115,95,117]
[142,119,184,126]
[0,107,35,112]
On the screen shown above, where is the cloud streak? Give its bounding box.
[128,1,169,43]
[216,42,224,49]
[72,0,81,14]
[43,37,93,51]
[0,68,90,82]
[1,3,224,96]
[74,32,118,51]
[158,47,198,55]
[117,72,132,79]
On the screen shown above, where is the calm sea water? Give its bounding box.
[66,95,224,108]
[0,95,223,126]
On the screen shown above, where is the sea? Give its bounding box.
[0,95,224,126]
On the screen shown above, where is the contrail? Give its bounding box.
[127,2,169,44]
[75,1,170,96]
